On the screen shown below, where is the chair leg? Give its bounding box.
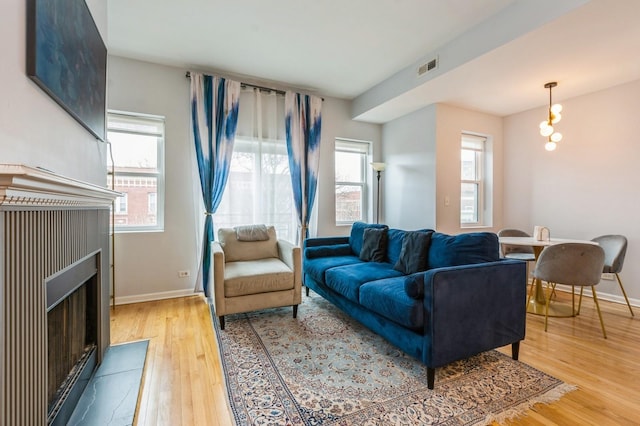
[293,305,298,318]
[577,287,584,315]
[305,286,310,297]
[591,287,607,339]
[544,282,553,332]
[615,273,634,317]
[219,315,225,330]
[526,278,535,310]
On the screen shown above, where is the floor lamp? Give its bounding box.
[371,162,386,224]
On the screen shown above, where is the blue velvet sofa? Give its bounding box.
[303,222,527,389]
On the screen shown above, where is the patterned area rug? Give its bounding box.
[211,294,575,425]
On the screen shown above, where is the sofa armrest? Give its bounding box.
[277,240,302,294]
[212,241,226,312]
[422,259,526,367]
[304,236,349,248]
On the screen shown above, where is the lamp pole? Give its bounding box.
[375,170,382,224]
[370,162,385,224]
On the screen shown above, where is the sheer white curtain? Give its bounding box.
[213,87,297,243]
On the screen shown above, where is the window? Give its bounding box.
[214,137,295,242]
[107,111,165,232]
[214,88,296,243]
[114,193,128,214]
[335,139,369,225]
[148,192,157,215]
[460,133,489,226]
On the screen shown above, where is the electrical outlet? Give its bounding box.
[601,273,614,281]
[178,270,190,278]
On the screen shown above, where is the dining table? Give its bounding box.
[498,236,599,317]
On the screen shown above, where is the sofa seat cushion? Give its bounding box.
[304,255,363,284]
[325,262,403,303]
[224,258,293,297]
[359,277,424,331]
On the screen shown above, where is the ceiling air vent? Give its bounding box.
[417,57,438,77]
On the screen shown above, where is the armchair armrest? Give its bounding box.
[278,240,302,302]
[211,241,226,309]
[422,259,526,367]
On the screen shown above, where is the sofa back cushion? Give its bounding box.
[394,230,433,274]
[386,228,406,265]
[428,231,499,269]
[219,226,279,262]
[359,228,388,262]
[349,222,388,256]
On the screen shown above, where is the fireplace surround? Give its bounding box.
[0,165,119,425]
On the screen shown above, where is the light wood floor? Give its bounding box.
[110,289,640,426]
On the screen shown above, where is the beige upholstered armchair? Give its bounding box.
[211,225,301,330]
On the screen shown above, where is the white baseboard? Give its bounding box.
[114,289,200,306]
[554,284,639,308]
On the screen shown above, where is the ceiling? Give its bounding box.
[107,0,640,123]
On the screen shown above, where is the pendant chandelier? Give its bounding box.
[539,82,563,151]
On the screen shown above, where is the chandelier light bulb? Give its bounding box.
[540,124,554,137]
[541,82,562,151]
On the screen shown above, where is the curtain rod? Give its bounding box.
[185,71,285,95]
[185,71,323,100]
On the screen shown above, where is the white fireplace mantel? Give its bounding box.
[0,164,120,208]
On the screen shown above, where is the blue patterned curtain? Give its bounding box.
[190,73,240,297]
[285,92,322,247]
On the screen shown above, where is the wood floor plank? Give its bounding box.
[111,289,639,425]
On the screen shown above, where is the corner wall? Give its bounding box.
[504,79,640,303]
[107,56,381,301]
[0,0,108,185]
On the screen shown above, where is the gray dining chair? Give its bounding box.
[498,228,536,287]
[532,243,607,338]
[591,235,633,317]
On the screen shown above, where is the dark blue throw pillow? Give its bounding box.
[393,231,433,274]
[349,221,388,256]
[359,228,388,262]
[428,232,499,269]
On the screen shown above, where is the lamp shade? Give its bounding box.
[371,162,386,172]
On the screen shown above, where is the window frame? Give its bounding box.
[107,110,165,233]
[334,139,371,226]
[460,133,487,227]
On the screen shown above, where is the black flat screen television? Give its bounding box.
[27,0,107,141]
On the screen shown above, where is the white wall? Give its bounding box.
[316,98,383,237]
[0,0,108,185]
[107,56,381,302]
[382,105,437,230]
[381,103,504,234]
[504,79,640,303]
[435,104,504,234]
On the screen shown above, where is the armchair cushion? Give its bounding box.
[224,258,295,297]
[219,226,278,262]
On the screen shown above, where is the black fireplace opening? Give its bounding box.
[46,253,100,425]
